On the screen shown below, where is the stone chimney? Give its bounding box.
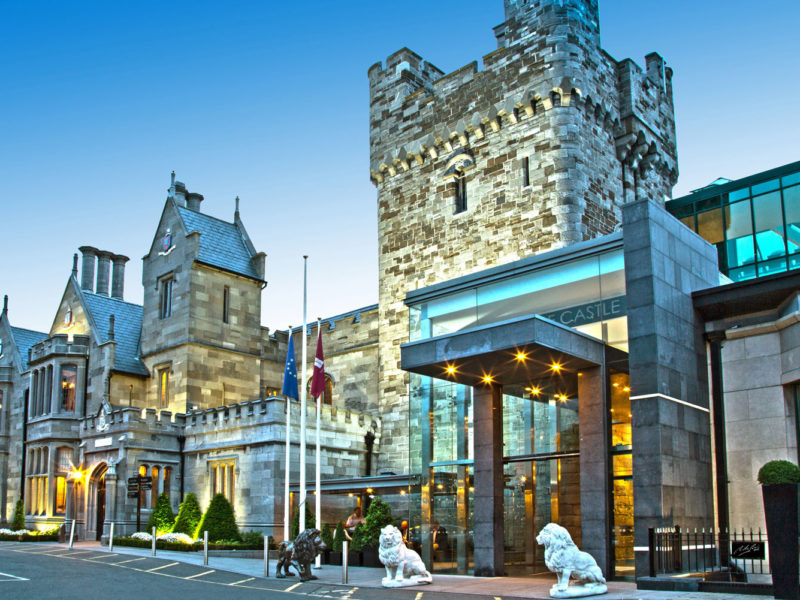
[186,192,204,212]
[96,251,112,296]
[111,254,129,300]
[79,246,98,292]
[173,181,188,207]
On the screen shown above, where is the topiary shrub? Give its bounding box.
[351,497,393,551]
[332,521,346,552]
[321,523,334,549]
[758,460,800,485]
[173,493,202,537]
[146,493,175,535]
[290,502,315,540]
[196,494,241,542]
[11,499,25,531]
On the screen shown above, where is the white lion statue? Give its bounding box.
[536,523,607,598]
[378,525,432,587]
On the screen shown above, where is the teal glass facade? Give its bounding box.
[667,161,800,282]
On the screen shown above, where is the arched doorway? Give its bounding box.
[88,463,108,542]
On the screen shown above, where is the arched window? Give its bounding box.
[306,373,334,406]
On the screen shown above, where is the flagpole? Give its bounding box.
[284,326,292,543]
[315,318,322,568]
[300,256,308,534]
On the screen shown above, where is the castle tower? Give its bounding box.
[370,0,678,474]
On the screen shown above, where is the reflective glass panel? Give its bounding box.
[784,186,800,255]
[696,209,724,245]
[724,201,755,268]
[753,191,786,262]
[752,178,780,196]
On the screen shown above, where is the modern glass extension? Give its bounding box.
[667,161,800,282]
[402,235,633,578]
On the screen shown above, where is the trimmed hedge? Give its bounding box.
[173,493,202,536]
[0,527,59,543]
[112,537,266,552]
[147,493,176,535]
[195,494,241,542]
[11,499,25,530]
[351,497,393,551]
[758,460,800,485]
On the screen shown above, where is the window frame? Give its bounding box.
[454,175,468,214]
[223,285,230,324]
[159,275,174,319]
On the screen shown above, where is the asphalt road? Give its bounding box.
[0,542,492,600]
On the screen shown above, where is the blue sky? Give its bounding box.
[2,1,798,333]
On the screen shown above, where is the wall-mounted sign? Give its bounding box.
[94,437,112,448]
[731,541,765,560]
[159,228,175,256]
[541,296,626,329]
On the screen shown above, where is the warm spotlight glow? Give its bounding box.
[612,382,619,387]
[515,351,528,362]
[482,374,494,384]
[445,364,457,376]
[437,484,444,490]
[623,386,630,392]
[366,488,373,493]
[400,490,406,495]
[348,493,354,497]
[550,362,562,372]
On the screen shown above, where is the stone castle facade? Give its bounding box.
[371,0,678,473]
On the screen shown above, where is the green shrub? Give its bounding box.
[290,502,315,540]
[757,460,800,485]
[146,493,175,535]
[173,493,202,536]
[351,497,393,551]
[350,523,365,551]
[241,530,266,548]
[195,494,241,542]
[332,521,346,552]
[321,523,334,550]
[11,499,25,530]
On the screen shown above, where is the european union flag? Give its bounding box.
[282,332,299,400]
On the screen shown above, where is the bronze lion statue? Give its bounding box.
[275,528,326,581]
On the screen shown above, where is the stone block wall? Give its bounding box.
[370,0,677,475]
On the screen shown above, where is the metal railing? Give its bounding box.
[649,526,769,578]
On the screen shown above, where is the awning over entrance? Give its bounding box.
[400,314,628,386]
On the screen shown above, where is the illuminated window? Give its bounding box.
[151,466,160,507]
[139,464,150,507]
[55,476,66,515]
[209,459,236,505]
[223,286,230,324]
[159,276,173,319]
[26,447,48,515]
[158,367,170,409]
[61,365,76,412]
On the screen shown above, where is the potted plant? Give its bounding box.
[329,521,345,565]
[351,497,393,568]
[320,523,334,564]
[758,459,800,600]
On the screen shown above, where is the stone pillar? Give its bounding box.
[95,251,112,296]
[104,465,117,544]
[472,383,504,576]
[111,255,129,300]
[578,365,610,575]
[79,246,97,292]
[622,197,719,577]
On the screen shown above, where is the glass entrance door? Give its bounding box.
[504,456,581,575]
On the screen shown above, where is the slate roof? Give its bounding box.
[82,292,149,376]
[176,206,261,281]
[9,326,48,371]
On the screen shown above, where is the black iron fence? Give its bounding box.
[649,526,769,578]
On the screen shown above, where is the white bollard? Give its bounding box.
[342,540,348,584]
[203,531,209,566]
[68,519,76,549]
[109,522,115,552]
[152,527,156,556]
[264,535,269,577]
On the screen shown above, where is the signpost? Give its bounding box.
[127,475,153,532]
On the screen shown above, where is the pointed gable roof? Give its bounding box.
[9,326,48,371]
[176,205,262,281]
[80,290,148,376]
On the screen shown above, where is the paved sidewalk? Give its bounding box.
[63,540,772,600]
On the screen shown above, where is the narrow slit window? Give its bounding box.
[455,176,467,214]
[160,276,173,319]
[223,286,230,324]
[522,156,530,187]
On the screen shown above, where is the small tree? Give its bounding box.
[146,493,175,535]
[351,497,393,551]
[11,498,25,530]
[321,522,334,549]
[332,521,346,552]
[290,502,315,540]
[173,493,202,537]
[196,494,241,542]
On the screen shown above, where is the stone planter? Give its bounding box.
[762,483,799,600]
[329,551,342,566]
[361,546,382,567]
[347,550,362,567]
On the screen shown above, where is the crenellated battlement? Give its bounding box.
[29,334,90,364]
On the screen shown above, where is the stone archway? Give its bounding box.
[87,463,108,542]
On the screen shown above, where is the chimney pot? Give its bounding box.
[173,181,187,207]
[79,246,98,292]
[111,254,129,300]
[96,251,113,296]
[186,192,204,212]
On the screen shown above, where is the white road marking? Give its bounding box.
[115,557,147,565]
[146,561,180,572]
[228,577,255,586]
[185,569,215,579]
[285,582,303,591]
[415,593,424,600]
[0,571,30,581]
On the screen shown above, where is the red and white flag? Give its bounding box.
[310,326,325,399]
